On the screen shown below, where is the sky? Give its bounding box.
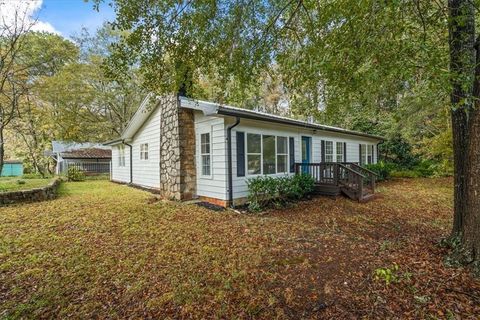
[0,0,115,38]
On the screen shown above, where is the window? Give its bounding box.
[325,141,334,162]
[247,133,261,174]
[201,133,211,176]
[118,145,125,167]
[336,142,344,163]
[360,144,367,165]
[367,144,373,164]
[246,133,291,175]
[277,136,288,173]
[263,135,275,174]
[140,143,149,160]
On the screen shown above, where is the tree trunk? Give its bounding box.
[448,0,480,269]
[0,127,4,176]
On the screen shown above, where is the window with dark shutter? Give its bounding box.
[289,137,295,172]
[236,131,245,177]
[359,144,362,165]
[344,142,347,162]
[321,140,325,162]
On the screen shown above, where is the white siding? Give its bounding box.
[130,105,161,189]
[229,118,379,200]
[111,145,131,183]
[195,111,227,200]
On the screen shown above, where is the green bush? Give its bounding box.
[16,179,26,185]
[365,161,397,181]
[411,160,436,177]
[390,170,421,178]
[67,167,85,181]
[247,174,315,212]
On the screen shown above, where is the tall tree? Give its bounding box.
[0,7,34,174]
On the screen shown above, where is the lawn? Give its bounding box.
[0,177,53,192]
[0,178,478,319]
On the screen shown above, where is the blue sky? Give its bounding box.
[40,0,115,37]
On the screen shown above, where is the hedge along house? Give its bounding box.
[105,95,383,207]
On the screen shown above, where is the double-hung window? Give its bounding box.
[201,133,211,176]
[246,133,291,175]
[367,144,373,164]
[336,142,344,162]
[118,145,125,167]
[247,133,261,175]
[276,136,288,173]
[325,141,334,162]
[262,135,276,174]
[140,143,149,160]
[360,144,367,165]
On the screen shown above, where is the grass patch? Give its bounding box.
[0,177,54,192]
[0,178,478,318]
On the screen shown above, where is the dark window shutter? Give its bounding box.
[236,131,245,177]
[343,142,347,162]
[370,145,375,164]
[321,140,325,162]
[359,144,362,164]
[289,137,295,173]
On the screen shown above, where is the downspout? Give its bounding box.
[227,117,241,207]
[123,140,133,184]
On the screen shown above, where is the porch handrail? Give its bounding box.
[348,163,378,176]
[337,163,366,179]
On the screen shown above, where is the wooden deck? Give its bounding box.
[295,162,377,202]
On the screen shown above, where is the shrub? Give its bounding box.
[411,160,436,177]
[247,174,315,212]
[67,167,85,181]
[16,180,26,185]
[390,170,421,178]
[365,161,397,181]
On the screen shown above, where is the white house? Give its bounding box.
[105,95,383,206]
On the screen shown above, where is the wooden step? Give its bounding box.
[359,193,376,203]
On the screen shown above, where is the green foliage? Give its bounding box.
[380,137,419,168]
[365,161,397,182]
[22,173,51,179]
[16,180,26,185]
[67,167,85,182]
[374,263,400,285]
[247,174,315,212]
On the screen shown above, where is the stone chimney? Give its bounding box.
[159,95,196,200]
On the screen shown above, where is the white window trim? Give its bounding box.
[276,136,288,174]
[336,141,344,163]
[200,131,212,178]
[325,140,334,162]
[118,145,125,167]
[140,143,149,160]
[245,132,291,177]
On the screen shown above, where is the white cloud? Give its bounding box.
[0,0,60,34]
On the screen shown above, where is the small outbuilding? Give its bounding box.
[48,141,111,175]
[1,160,23,177]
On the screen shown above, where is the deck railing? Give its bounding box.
[295,162,377,200]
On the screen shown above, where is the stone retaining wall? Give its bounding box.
[0,178,61,205]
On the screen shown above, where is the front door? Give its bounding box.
[301,136,311,173]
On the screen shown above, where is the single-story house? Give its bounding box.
[1,160,23,177]
[48,141,111,174]
[105,95,383,206]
